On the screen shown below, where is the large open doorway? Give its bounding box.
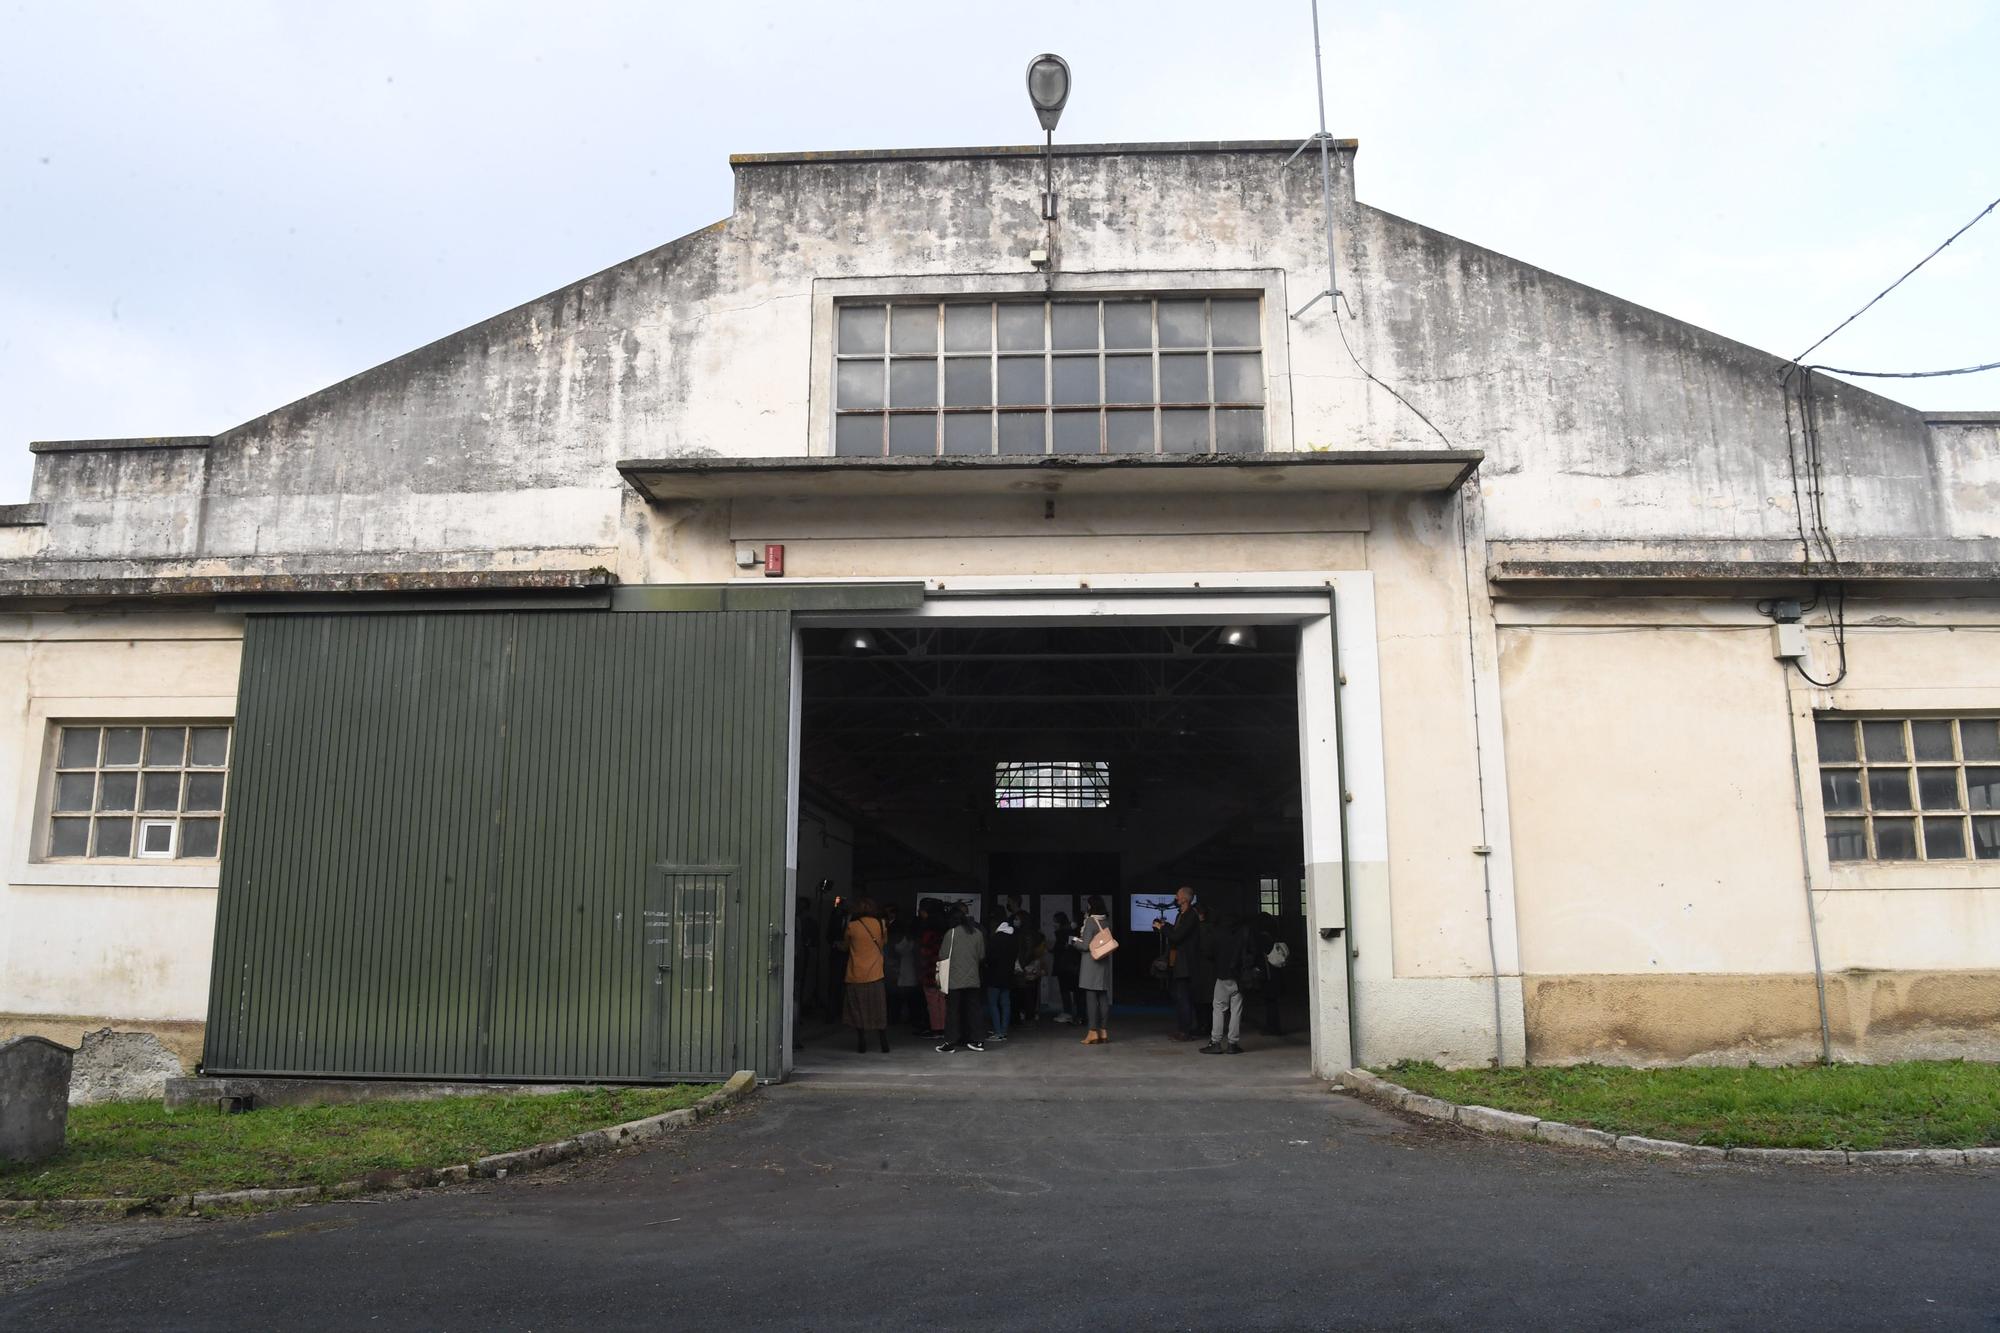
[789,614,1320,1082]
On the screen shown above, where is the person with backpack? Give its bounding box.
[1072,895,1116,1045]
[934,904,987,1053]
[1252,911,1289,1037]
[1200,908,1252,1054]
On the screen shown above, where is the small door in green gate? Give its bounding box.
[650,866,732,1078]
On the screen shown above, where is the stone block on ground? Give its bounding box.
[1457,1105,1541,1139]
[70,1028,187,1105]
[1725,1147,1849,1166]
[1849,1148,1967,1167]
[1961,1148,2000,1166]
[0,1035,73,1163]
[1615,1135,1727,1163]
[1393,1091,1458,1122]
[1334,1069,1384,1094]
[1535,1121,1618,1151]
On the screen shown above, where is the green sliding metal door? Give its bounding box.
[203,609,792,1082]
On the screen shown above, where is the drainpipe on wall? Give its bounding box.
[1456,486,1509,1068]
[1782,681,1836,1064]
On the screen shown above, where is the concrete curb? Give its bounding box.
[0,1070,757,1219]
[1332,1068,1995,1169]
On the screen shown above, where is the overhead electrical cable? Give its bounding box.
[1807,358,2000,380]
[1786,192,2000,374]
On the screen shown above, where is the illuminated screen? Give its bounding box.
[1130,895,1179,932]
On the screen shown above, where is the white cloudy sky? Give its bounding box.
[1,1,1994,502]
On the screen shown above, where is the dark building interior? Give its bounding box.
[794,622,1310,1033]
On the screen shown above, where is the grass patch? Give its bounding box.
[1377,1060,2000,1150]
[0,1085,708,1201]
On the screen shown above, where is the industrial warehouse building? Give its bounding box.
[0,139,1995,1084]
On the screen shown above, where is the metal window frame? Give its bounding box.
[834,295,1266,458]
[41,719,232,863]
[1815,713,2000,864]
[992,758,1112,810]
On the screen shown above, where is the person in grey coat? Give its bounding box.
[935,905,987,1053]
[1072,895,1115,1045]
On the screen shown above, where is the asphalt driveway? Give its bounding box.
[3,1063,1998,1331]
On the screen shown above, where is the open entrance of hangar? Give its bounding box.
[789,596,1346,1079]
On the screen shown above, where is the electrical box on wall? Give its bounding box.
[1772,622,1808,661]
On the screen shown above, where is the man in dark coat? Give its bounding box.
[1157,886,1206,1040]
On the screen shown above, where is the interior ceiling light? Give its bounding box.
[843,630,881,655]
[1219,626,1259,650]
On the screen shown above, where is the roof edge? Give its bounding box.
[730,138,1357,168]
[1923,411,2000,426]
[31,436,214,455]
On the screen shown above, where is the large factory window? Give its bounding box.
[833,296,1265,458]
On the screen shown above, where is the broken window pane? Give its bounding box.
[1922,816,1966,860]
[1872,818,1918,860]
[1867,769,1912,811]
[1819,769,1862,812]
[1967,767,2000,811]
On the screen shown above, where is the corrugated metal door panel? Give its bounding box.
[206,609,791,1082]
[205,615,512,1077]
[480,611,789,1080]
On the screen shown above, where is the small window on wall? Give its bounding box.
[1815,715,2000,863]
[44,723,231,861]
[994,760,1110,810]
[1259,878,1282,917]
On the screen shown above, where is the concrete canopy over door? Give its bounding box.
[204,609,793,1082]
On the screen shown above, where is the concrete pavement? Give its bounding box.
[3,1024,1998,1330]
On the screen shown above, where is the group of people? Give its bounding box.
[1152,886,1289,1054]
[829,887,1286,1057]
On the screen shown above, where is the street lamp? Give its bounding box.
[1026,53,1070,220]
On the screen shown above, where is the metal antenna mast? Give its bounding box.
[1287,0,1342,320]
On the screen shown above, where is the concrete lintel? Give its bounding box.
[0,503,47,527]
[619,450,1482,504]
[0,568,616,605]
[29,436,214,454]
[729,139,1358,168]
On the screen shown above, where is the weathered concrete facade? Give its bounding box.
[1,140,1993,1069]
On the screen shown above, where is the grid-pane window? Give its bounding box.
[1815,715,2000,863]
[46,723,231,861]
[835,297,1264,457]
[994,760,1111,810]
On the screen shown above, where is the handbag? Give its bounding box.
[1087,919,1119,961]
[935,931,953,990]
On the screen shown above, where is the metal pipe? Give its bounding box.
[1782,678,1836,1063]
[1311,0,1340,308]
[1457,485,1509,1067]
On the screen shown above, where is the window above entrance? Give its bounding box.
[834,297,1265,458]
[994,759,1111,810]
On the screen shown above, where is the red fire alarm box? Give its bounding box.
[763,543,785,578]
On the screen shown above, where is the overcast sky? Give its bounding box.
[1,1,1994,502]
